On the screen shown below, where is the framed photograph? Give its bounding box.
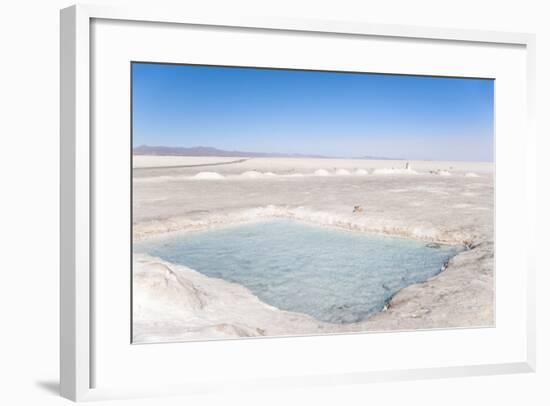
[60,4,536,401]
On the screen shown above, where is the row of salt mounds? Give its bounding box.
[192,169,372,179]
[192,172,225,180]
[314,168,368,176]
[373,168,418,175]
[240,171,277,178]
[465,172,480,178]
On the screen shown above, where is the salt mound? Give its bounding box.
[373,168,418,175]
[438,170,451,176]
[288,173,305,177]
[133,261,205,317]
[465,172,480,178]
[193,172,225,180]
[335,169,351,175]
[314,169,330,176]
[354,169,369,175]
[263,172,277,177]
[241,171,264,178]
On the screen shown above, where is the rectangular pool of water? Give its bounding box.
[134,219,463,324]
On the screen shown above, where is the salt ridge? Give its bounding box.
[134,205,473,245]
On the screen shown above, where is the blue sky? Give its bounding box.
[132,63,494,161]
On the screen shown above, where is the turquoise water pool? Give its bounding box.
[134,219,462,323]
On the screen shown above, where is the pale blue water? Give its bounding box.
[134,220,463,324]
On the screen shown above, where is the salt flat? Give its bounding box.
[132,156,494,343]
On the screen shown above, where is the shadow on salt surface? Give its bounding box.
[134,219,464,324]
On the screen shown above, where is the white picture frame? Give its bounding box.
[60,3,537,402]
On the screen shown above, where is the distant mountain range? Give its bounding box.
[356,155,400,160]
[133,145,400,160]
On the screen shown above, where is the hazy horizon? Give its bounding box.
[132,63,494,162]
[133,144,497,163]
